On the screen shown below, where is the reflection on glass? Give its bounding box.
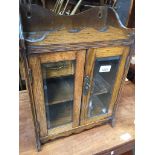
[42,60,75,129]
[88,56,120,117]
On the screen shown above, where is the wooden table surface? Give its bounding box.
[19,82,135,155]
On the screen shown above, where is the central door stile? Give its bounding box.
[73,50,86,127]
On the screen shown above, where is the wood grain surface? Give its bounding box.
[19,82,135,155]
[29,56,48,137]
[29,27,128,46]
[81,49,96,125]
[73,50,86,127]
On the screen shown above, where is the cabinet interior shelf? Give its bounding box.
[44,73,111,105]
[44,76,74,105]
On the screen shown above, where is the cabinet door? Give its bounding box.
[81,47,129,125]
[29,50,85,138]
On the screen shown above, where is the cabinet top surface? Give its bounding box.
[28,26,132,47]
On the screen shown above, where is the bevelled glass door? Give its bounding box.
[81,47,129,125]
[29,51,85,137]
[88,56,120,118]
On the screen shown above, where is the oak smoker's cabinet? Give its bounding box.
[22,7,134,150]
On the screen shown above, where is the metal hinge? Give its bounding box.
[83,75,90,96]
[28,68,33,85]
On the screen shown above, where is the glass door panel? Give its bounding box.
[88,56,121,118]
[41,60,75,129]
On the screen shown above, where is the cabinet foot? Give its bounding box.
[36,139,41,152]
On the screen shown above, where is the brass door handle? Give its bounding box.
[43,62,68,70]
[47,64,67,70]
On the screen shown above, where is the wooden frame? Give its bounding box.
[41,116,112,143]
[28,46,131,142]
[81,46,129,125]
[29,50,85,138]
[28,45,131,143]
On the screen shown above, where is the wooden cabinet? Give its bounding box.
[21,9,134,150]
[28,45,132,143]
